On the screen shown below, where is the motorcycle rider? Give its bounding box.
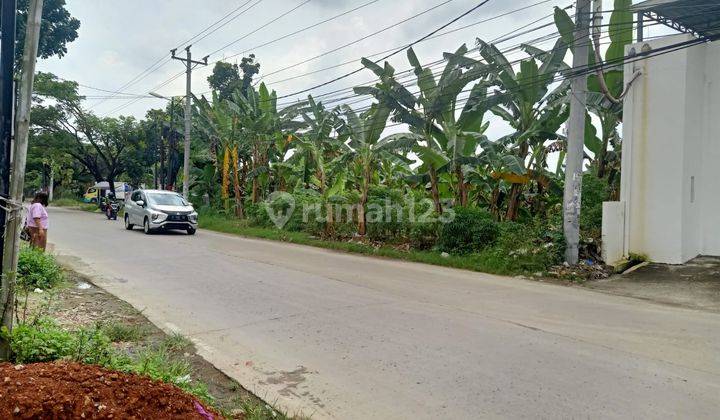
[104,190,117,219]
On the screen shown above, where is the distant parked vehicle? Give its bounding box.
[83,182,130,204]
[124,189,198,235]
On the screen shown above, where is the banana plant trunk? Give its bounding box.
[455,165,468,207]
[489,184,501,218]
[231,146,244,218]
[358,165,372,236]
[221,146,230,203]
[251,147,260,204]
[505,141,529,221]
[429,166,442,214]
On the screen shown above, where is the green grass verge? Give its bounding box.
[198,211,538,276]
[51,198,99,212]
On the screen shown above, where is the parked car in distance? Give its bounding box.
[124,189,198,235]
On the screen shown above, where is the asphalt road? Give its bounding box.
[49,207,720,419]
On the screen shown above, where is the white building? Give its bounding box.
[602,0,720,265]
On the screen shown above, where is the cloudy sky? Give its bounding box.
[37,0,670,140]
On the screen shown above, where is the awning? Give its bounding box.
[632,0,720,39]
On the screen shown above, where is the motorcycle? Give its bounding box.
[105,200,120,220]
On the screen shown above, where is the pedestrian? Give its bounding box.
[27,191,49,251]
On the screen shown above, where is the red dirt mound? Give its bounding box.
[0,362,223,419]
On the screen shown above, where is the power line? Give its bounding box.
[261,0,558,86]
[175,0,262,50]
[206,0,382,65]
[101,0,325,116]
[90,0,262,112]
[273,7,564,107]
[274,0,495,100]
[205,0,313,58]
[254,0,456,83]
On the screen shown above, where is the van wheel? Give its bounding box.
[124,215,134,230]
[187,227,196,235]
[143,218,152,234]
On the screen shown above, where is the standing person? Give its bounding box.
[27,191,49,251]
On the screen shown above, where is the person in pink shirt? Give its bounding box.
[27,191,49,251]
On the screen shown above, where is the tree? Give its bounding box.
[342,104,414,235]
[554,2,633,183]
[476,37,570,220]
[207,62,242,102]
[30,72,141,192]
[356,45,488,212]
[15,0,80,66]
[207,54,260,101]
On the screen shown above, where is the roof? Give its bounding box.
[140,189,181,194]
[632,0,720,39]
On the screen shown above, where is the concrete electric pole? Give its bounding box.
[563,0,591,265]
[0,0,43,359]
[0,0,16,279]
[171,46,207,199]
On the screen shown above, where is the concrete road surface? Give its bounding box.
[48,207,720,419]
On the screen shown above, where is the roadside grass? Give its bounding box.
[198,209,535,276]
[162,332,194,351]
[100,321,150,342]
[51,198,98,212]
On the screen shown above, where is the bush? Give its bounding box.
[581,171,611,237]
[475,217,564,273]
[17,247,64,290]
[438,207,499,253]
[408,221,440,250]
[5,317,73,363]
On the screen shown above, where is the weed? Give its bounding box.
[100,321,149,342]
[3,317,73,363]
[162,332,193,351]
[18,246,65,290]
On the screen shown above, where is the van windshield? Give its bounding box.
[148,193,187,206]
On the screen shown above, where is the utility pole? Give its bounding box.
[171,46,207,199]
[0,0,16,279]
[0,0,43,359]
[563,0,591,265]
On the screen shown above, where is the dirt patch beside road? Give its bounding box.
[0,362,221,419]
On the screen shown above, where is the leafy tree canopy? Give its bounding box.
[15,0,80,65]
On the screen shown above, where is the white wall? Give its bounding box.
[614,35,720,264]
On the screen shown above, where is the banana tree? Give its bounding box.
[224,83,305,203]
[476,36,570,220]
[355,44,489,212]
[554,1,633,179]
[341,103,415,235]
[195,91,249,216]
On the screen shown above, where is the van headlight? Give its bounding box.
[151,212,167,222]
[189,212,198,222]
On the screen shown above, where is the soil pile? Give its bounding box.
[0,362,223,419]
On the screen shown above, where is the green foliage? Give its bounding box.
[4,317,73,363]
[118,345,214,405]
[16,0,80,65]
[408,221,440,250]
[101,322,150,343]
[18,246,65,290]
[161,332,193,351]
[580,171,611,237]
[476,218,564,273]
[438,207,499,253]
[68,325,115,365]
